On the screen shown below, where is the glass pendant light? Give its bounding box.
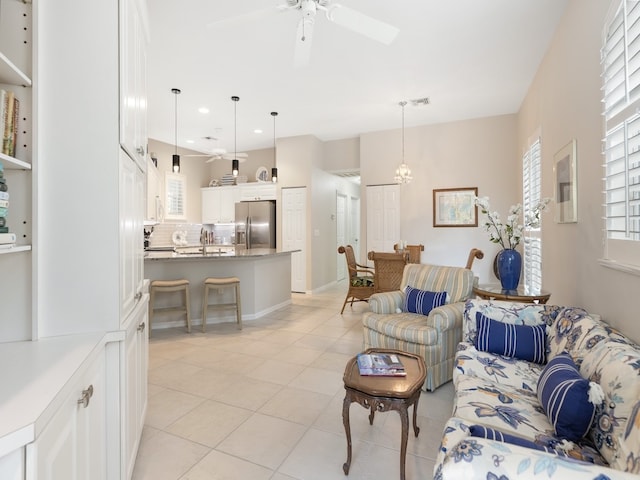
[172,88,181,173]
[394,100,412,184]
[271,111,278,183]
[231,96,240,177]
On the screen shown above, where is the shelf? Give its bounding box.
[0,51,31,87]
[0,152,31,170]
[0,245,31,255]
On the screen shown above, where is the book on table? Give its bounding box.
[356,352,406,376]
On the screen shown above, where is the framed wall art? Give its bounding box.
[433,187,478,227]
[554,139,577,223]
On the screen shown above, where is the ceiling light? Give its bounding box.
[394,101,412,184]
[271,111,278,183]
[171,88,181,173]
[232,96,240,177]
[198,107,209,114]
[186,139,194,144]
[254,129,263,134]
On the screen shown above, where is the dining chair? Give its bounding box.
[394,243,424,264]
[338,245,375,314]
[367,250,409,293]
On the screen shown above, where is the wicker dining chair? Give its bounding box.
[393,243,424,264]
[338,245,376,314]
[367,250,409,293]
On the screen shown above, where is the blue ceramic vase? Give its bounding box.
[497,249,521,290]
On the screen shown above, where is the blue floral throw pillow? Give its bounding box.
[475,312,546,364]
[403,286,446,316]
[537,352,604,442]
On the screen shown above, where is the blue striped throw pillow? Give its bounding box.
[475,312,546,364]
[468,425,569,457]
[403,286,447,316]
[537,352,597,441]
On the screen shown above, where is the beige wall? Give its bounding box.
[517,0,640,342]
[360,114,518,282]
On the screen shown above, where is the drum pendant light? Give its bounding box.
[394,100,412,184]
[171,88,181,173]
[231,96,240,177]
[271,111,278,183]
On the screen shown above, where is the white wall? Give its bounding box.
[360,114,518,282]
[518,0,640,342]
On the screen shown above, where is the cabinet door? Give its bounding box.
[201,188,221,224]
[0,448,24,480]
[123,297,148,480]
[120,0,148,170]
[30,351,106,480]
[120,150,145,321]
[219,187,239,223]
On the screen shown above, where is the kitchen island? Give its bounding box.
[145,247,295,332]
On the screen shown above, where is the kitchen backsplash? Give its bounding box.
[146,223,235,247]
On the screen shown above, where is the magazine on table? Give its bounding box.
[356,352,406,376]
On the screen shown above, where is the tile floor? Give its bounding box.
[132,282,454,480]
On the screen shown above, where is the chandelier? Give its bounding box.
[394,100,412,184]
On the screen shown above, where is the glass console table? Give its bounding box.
[472,284,551,304]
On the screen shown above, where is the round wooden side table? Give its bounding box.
[473,284,551,304]
[342,348,426,480]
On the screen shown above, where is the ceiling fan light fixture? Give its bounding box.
[394,100,412,185]
[171,88,181,173]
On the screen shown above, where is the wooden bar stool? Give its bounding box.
[149,279,191,337]
[202,277,242,332]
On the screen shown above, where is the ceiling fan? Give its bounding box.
[207,0,399,67]
[284,0,399,67]
[183,136,249,163]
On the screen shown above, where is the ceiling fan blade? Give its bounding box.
[325,4,399,45]
[293,17,314,68]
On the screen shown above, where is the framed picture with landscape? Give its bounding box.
[433,187,478,227]
[554,139,577,223]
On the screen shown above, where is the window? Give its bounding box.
[165,172,186,220]
[602,0,640,270]
[522,137,543,291]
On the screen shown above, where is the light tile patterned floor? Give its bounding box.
[133,282,454,480]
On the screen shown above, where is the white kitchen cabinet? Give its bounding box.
[239,183,276,201]
[0,448,24,480]
[29,348,107,480]
[120,0,148,171]
[202,186,240,224]
[122,296,148,480]
[120,149,145,323]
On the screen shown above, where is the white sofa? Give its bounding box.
[435,298,640,479]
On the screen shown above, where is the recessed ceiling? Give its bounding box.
[147,0,568,155]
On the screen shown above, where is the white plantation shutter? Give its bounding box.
[165,172,186,220]
[523,138,542,291]
[602,1,640,270]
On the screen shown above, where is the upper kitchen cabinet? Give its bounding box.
[202,186,240,224]
[239,183,277,202]
[120,0,148,171]
[0,0,33,343]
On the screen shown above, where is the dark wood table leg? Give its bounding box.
[399,405,409,480]
[412,396,420,437]
[342,392,352,475]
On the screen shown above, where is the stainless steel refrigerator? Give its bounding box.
[235,200,276,249]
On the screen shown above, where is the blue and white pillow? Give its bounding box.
[537,352,603,442]
[475,312,546,364]
[468,425,569,457]
[403,286,447,316]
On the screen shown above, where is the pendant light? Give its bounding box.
[231,96,240,177]
[171,88,181,173]
[394,100,412,184]
[271,111,278,183]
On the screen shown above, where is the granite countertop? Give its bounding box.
[144,246,297,261]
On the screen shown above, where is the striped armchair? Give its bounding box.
[362,264,475,391]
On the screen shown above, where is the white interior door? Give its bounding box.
[366,184,400,256]
[336,193,347,281]
[349,196,361,262]
[282,187,307,293]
